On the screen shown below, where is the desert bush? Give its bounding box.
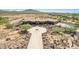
[0,17,8,25]
[65,26,77,33]
[5,23,13,29]
[21,23,32,30]
[52,27,65,33]
[20,23,32,34]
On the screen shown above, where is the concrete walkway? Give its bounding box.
[27,26,47,49]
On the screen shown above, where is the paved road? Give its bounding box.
[27,26,47,49]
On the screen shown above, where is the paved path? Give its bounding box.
[27,26,47,49]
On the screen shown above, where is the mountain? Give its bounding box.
[21,9,41,13]
[0,9,42,14]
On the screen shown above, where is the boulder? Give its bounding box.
[55,23,71,28]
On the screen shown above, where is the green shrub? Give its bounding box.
[65,26,77,33]
[19,24,32,34]
[52,27,65,33]
[21,23,32,30]
[5,23,13,29]
[0,17,8,25]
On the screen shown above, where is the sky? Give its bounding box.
[38,9,79,13]
[0,0,79,9]
[0,0,79,13]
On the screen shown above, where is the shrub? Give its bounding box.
[65,26,77,33]
[52,27,65,33]
[61,33,69,41]
[21,23,32,30]
[5,23,13,29]
[19,23,32,34]
[0,17,8,25]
